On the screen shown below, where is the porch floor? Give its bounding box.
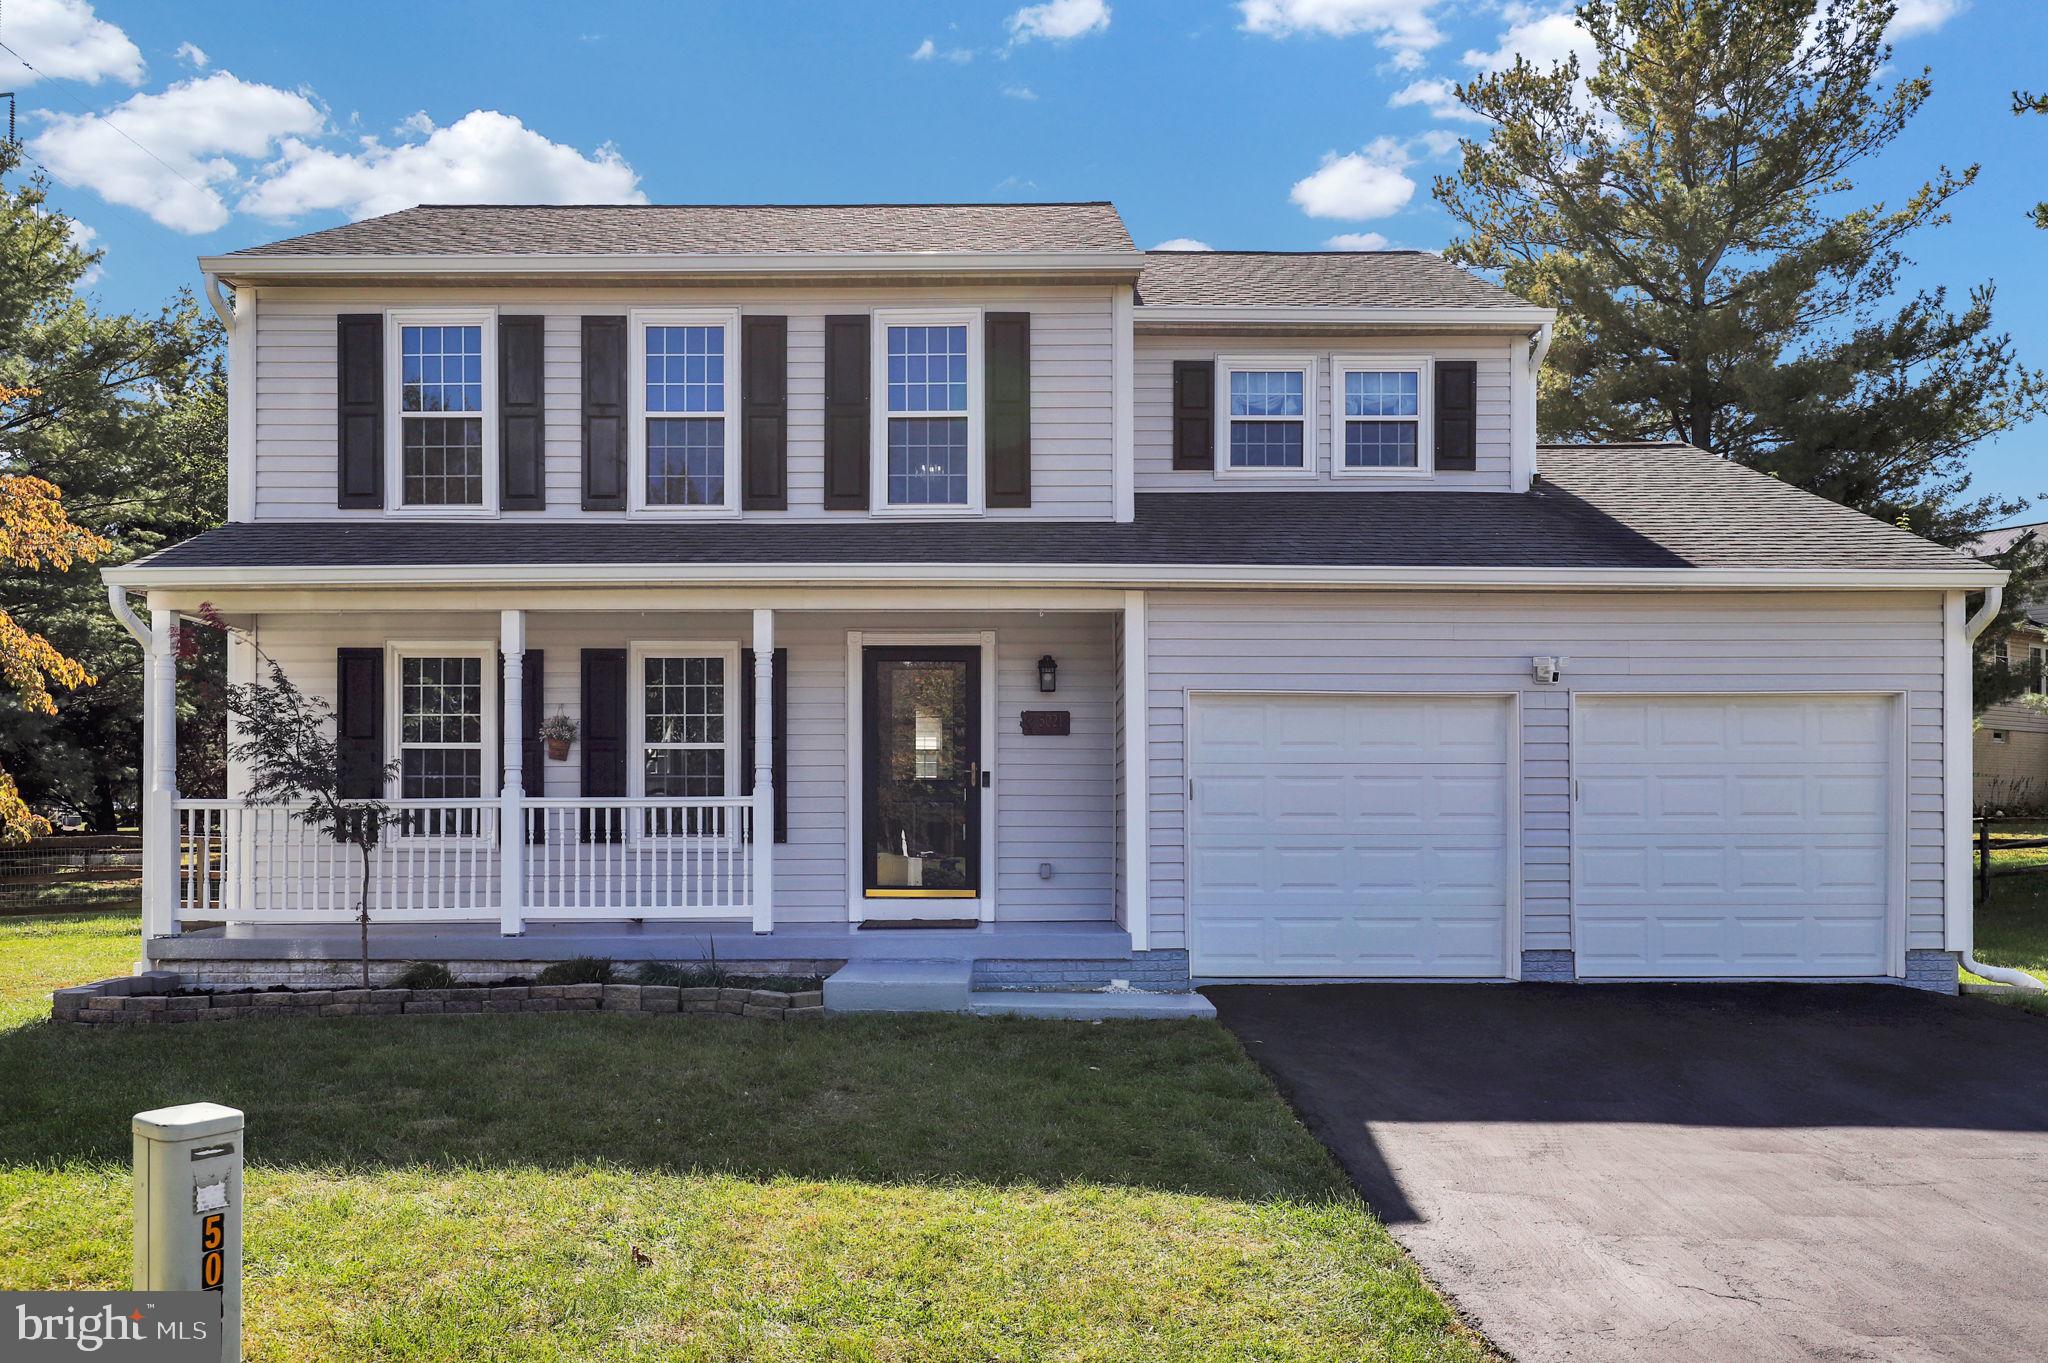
[150,919,1134,966]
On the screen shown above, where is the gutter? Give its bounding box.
[1134,303,1557,330]
[1958,585,2046,992]
[197,249,1148,284]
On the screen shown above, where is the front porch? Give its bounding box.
[121,589,1161,981]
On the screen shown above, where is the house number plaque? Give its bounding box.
[1020,710,1070,737]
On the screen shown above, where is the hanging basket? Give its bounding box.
[545,736,572,762]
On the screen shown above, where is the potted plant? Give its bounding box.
[540,712,578,761]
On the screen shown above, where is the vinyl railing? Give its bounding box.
[174,796,754,927]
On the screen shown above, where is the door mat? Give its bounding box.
[857,918,979,930]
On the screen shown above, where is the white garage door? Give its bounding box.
[1189,694,1512,978]
[1575,695,1894,978]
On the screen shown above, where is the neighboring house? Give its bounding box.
[102,201,2004,998]
[1968,520,2048,810]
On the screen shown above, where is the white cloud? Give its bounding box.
[910,35,974,62]
[64,217,102,284]
[1236,0,1444,64]
[1001,83,1039,99]
[30,72,325,232]
[1008,0,1111,43]
[174,41,208,69]
[1888,0,1962,38]
[994,174,1039,191]
[5,0,144,86]
[1389,76,1487,123]
[1324,231,1391,250]
[1289,137,1416,220]
[1152,237,1212,250]
[911,37,937,59]
[1463,5,1593,74]
[240,110,644,223]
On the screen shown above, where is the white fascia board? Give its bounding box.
[1133,304,1557,329]
[197,250,1148,281]
[102,560,2008,592]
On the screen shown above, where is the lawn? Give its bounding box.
[0,910,138,1030]
[1969,852,2048,1013]
[0,914,1488,1362]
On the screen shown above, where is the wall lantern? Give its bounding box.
[1037,654,1059,694]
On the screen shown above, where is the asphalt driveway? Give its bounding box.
[1210,983,2048,1363]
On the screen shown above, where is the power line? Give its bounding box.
[0,38,215,205]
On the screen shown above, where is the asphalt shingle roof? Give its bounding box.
[1135,250,1532,310]
[127,444,1992,580]
[228,203,1138,258]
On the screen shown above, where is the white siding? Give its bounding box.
[1132,334,1517,492]
[251,286,1116,522]
[232,608,1117,925]
[1144,590,1949,960]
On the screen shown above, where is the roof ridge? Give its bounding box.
[402,200,1119,210]
[1145,248,1428,257]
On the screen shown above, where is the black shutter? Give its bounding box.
[1171,359,1214,471]
[740,647,789,842]
[336,315,384,508]
[521,649,546,799]
[499,315,546,510]
[335,648,385,797]
[741,315,788,511]
[1435,360,1478,471]
[581,316,628,510]
[822,314,870,510]
[579,649,628,843]
[985,311,1032,507]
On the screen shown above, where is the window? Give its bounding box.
[388,311,496,512]
[630,644,739,831]
[2031,646,2048,696]
[872,310,982,513]
[390,650,494,802]
[1334,357,1431,475]
[1215,357,1314,476]
[631,309,740,514]
[1992,730,2012,745]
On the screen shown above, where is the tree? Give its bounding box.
[1435,0,2048,709]
[2016,91,2047,229]
[212,612,395,988]
[0,142,226,828]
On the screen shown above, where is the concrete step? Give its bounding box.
[824,959,973,1013]
[968,990,1217,1021]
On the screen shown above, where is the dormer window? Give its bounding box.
[1215,356,1314,476]
[630,308,741,514]
[1334,357,1431,476]
[388,309,497,512]
[872,309,983,514]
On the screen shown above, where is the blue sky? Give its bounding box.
[6,0,2044,512]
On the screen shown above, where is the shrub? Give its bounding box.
[634,961,821,992]
[537,957,614,986]
[390,961,455,989]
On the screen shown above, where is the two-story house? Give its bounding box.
[103,200,2018,1004]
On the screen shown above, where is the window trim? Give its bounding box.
[1330,354,1433,479]
[626,307,743,517]
[870,307,985,517]
[1213,354,1317,479]
[2030,644,2048,696]
[383,642,498,803]
[384,308,499,516]
[626,641,742,804]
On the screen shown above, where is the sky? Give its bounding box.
[4,0,2045,514]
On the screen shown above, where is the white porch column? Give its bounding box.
[499,609,526,937]
[1122,591,1150,952]
[751,608,775,934]
[141,605,180,940]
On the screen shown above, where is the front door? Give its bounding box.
[863,646,982,900]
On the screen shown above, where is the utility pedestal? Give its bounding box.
[133,1102,243,1362]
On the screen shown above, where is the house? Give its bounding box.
[1967,520,2048,810]
[101,200,2011,1002]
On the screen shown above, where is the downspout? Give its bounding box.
[1959,586,2045,991]
[201,272,233,329]
[1527,321,1553,377]
[107,583,150,650]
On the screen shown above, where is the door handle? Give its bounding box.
[969,763,990,789]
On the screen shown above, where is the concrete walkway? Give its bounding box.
[1210,983,2048,1363]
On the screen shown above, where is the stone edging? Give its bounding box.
[52,971,825,1025]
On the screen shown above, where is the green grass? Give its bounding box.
[0,910,138,1030]
[1969,860,2048,1013]
[0,914,1487,1362]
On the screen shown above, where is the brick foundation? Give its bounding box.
[1520,949,1576,983]
[970,949,1191,993]
[1903,949,1961,995]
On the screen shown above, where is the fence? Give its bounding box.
[0,834,143,913]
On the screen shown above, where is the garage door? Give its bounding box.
[1189,694,1511,978]
[1575,695,1894,978]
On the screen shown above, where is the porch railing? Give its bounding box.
[175,795,753,928]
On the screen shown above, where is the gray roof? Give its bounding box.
[126,445,1993,580]
[1966,520,2048,559]
[1135,250,1532,310]
[228,203,1137,258]
[1536,444,1988,571]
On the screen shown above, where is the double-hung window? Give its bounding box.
[1215,356,1314,476]
[388,310,496,512]
[2031,645,2048,696]
[631,309,741,514]
[1334,357,1430,475]
[872,310,982,513]
[631,644,738,833]
[388,647,496,829]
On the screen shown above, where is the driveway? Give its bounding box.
[1210,983,2048,1363]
